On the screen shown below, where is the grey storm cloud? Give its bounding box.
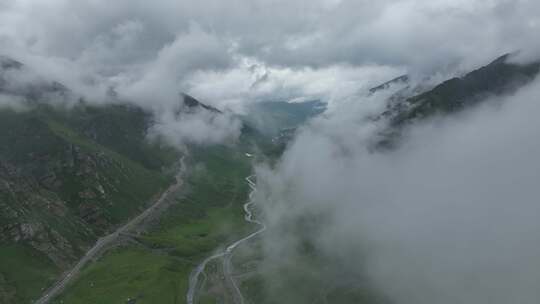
[1,0,540,106]
[1,0,539,144]
[147,103,242,148]
[255,77,540,304]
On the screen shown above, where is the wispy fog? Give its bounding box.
[256,77,540,303]
[147,96,242,148]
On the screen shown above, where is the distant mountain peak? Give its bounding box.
[180,93,222,113]
[369,74,409,94]
[386,52,540,127]
[490,53,512,64]
[0,55,23,70]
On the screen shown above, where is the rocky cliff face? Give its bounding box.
[0,161,77,268]
[0,106,178,270]
[0,55,270,303]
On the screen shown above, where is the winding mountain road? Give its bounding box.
[186,175,265,304]
[34,156,186,304]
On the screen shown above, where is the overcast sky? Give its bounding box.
[1,0,539,109]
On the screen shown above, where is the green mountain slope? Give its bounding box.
[392,54,540,125]
[372,54,540,149]
[0,104,178,303]
[54,144,253,304]
[0,55,281,303]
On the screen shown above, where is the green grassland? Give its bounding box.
[0,244,60,303]
[53,248,191,304]
[54,145,254,304]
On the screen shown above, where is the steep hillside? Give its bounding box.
[0,103,179,303]
[369,74,409,94]
[181,93,222,113]
[372,54,540,149]
[0,56,176,302]
[391,54,540,125]
[0,55,283,303]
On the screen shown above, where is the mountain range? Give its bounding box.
[1,52,539,303]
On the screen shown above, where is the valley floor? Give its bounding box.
[50,146,254,304]
[36,157,187,304]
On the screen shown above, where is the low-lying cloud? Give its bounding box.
[2,0,540,107]
[256,77,540,303]
[2,0,540,148]
[148,98,242,148]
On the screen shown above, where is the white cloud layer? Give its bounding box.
[256,77,540,303]
[148,102,242,148]
[1,0,540,109]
